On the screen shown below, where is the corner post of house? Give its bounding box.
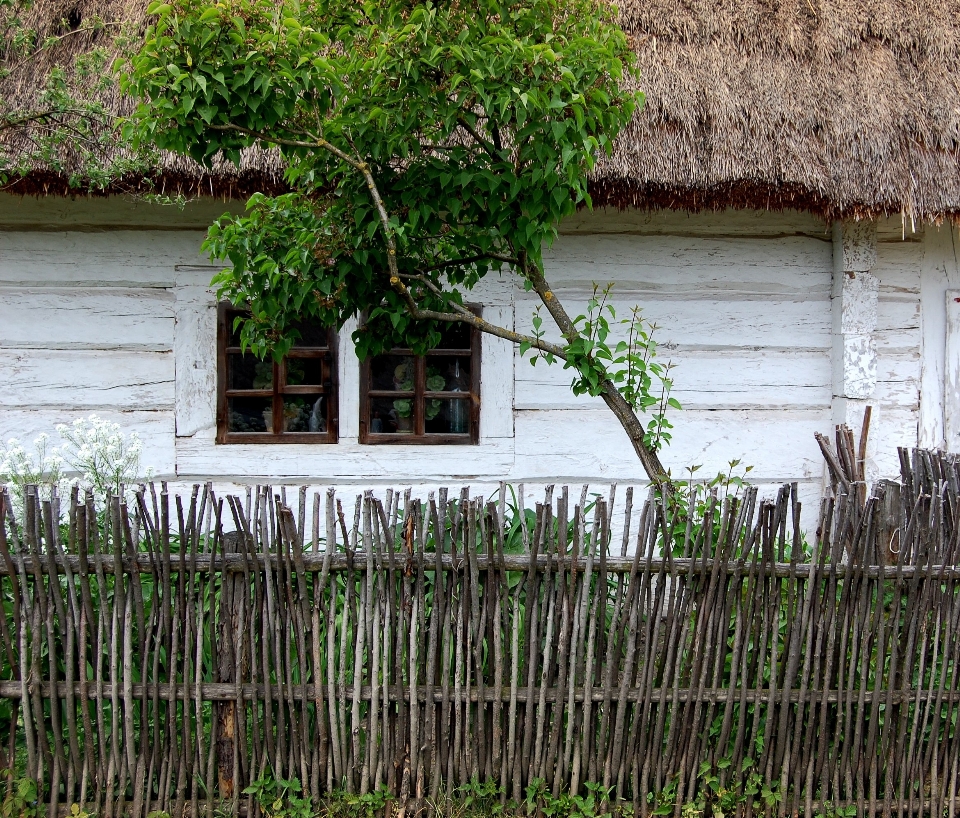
[831,219,879,460]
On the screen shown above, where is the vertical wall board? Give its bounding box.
[479,304,515,440]
[944,291,960,451]
[174,285,218,439]
[919,227,960,447]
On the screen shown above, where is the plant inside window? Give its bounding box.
[218,305,338,443]
[361,323,477,443]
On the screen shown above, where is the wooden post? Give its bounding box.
[831,220,879,472]
[877,479,901,565]
[216,531,245,799]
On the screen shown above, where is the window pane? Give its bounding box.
[438,322,471,349]
[370,355,415,392]
[285,356,325,388]
[227,397,272,433]
[282,394,327,433]
[369,397,414,434]
[290,320,329,348]
[425,357,470,393]
[229,353,272,390]
[425,397,471,434]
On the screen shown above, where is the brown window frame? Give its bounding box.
[217,303,339,444]
[359,317,481,445]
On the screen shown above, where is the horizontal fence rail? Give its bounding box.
[0,448,958,817]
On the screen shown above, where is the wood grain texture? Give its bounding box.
[0,193,238,229]
[556,207,831,237]
[513,408,829,481]
[542,234,832,293]
[0,409,175,476]
[515,294,831,350]
[515,349,831,411]
[3,349,174,410]
[0,287,174,350]
[0,231,208,286]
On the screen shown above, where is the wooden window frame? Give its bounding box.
[359,317,481,445]
[217,303,339,444]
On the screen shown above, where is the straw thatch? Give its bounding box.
[3,0,960,218]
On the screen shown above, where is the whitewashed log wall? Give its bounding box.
[0,195,937,532]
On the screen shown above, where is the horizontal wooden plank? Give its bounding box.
[0,287,174,349]
[874,353,921,408]
[515,348,831,410]
[0,408,175,476]
[0,192,239,229]
[3,349,174,410]
[0,680,952,705]
[0,230,210,286]
[876,297,920,335]
[0,551,954,579]
[175,436,516,480]
[876,216,923,242]
[542,234,831,293]
[868,405,921,479]
[513,407,830,482]
[516,294,831,349]
[558,207,830,237]
[874,242,922,293]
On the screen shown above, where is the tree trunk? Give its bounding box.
[523,258,671,487]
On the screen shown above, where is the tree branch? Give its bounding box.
[418,253,518,274]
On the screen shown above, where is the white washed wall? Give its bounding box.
[0,196,928,534]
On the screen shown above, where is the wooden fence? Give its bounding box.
[0,449,959,817]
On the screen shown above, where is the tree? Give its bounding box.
[124,0,679,485]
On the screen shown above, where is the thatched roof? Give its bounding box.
[4,0,960,219]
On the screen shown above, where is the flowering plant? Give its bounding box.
[0,434,66,520]
[55,415,152,499]
[0,415,154,525]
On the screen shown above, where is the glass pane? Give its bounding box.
[438,322,471,350]
[229,353,272,390]
[370,355,415,392]
[281,394,327,433]
[426,397,471,434]
[227,397,273,433]
[425,357,470,393]
[290,320,329,348]
[369,397,414,435]
[285,356,325,388]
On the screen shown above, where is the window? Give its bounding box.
[217,304,338,443]
[360,320,480,444]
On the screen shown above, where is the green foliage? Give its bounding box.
[124,0,638,349]
[650,759,780,818]
[816,803,858,818]
[325,786,391,818]
[525,778,613,818]
[661,459,756,557]
[121,0,680,462]
[0,773,40,818]
[244,771,316,818]
[566,284,679,452]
